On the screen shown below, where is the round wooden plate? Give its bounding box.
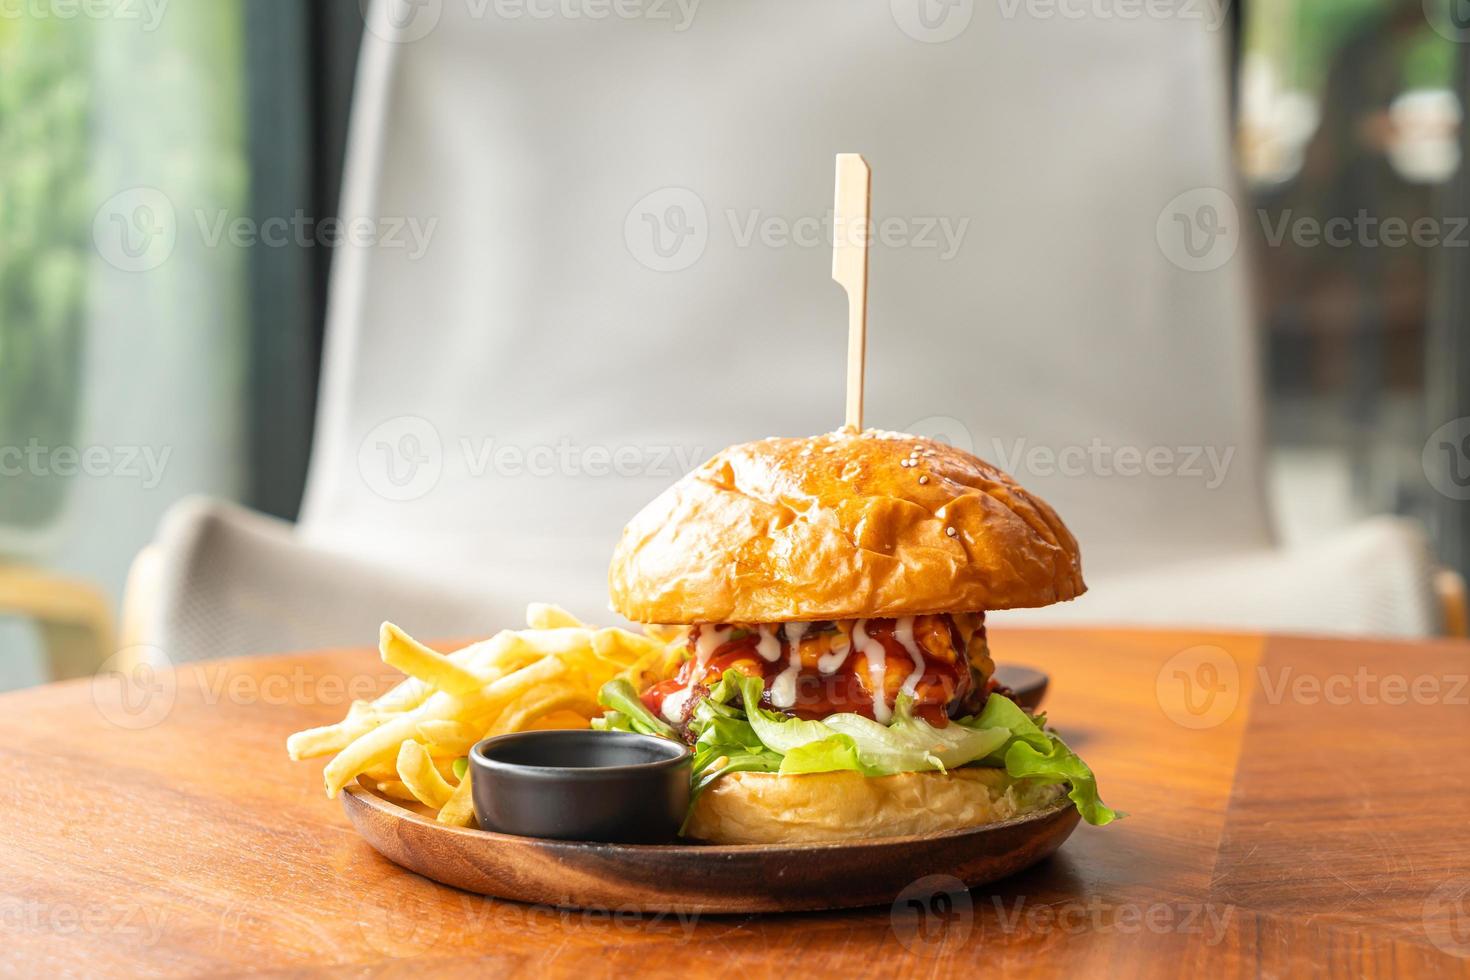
[341,780,1080,913]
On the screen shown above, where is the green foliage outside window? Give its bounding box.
[0,16,93,533]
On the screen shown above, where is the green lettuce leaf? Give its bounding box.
[777,733,867,774]
[961,694,1119,826]
[602,668,1118,830]
[822,696,1010,773]
[592,679,677,739]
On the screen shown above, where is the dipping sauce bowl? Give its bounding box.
[469,730,692,844]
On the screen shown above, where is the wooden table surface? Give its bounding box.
[4,628,1470,977]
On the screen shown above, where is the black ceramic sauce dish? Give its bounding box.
[469,730,692,844]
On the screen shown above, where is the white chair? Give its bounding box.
[124,0,1450,662]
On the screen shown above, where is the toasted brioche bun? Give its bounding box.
[609,429,1084,624]
[683,767,1066,844]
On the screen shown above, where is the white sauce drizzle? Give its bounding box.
[662,624,729,722]
[817,627,851,674]
[892,616,927,700]
[754,625,782,663]
[769,622,808,709]
[852,619,892,723]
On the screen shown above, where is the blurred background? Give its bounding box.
[3,0,1469,692]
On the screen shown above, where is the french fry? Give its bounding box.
[489,688,600,737]
[374,779,418,803]
[437,770,476,827]
[415,719,481,756]
[525,603,587,630]
[286,700,404,760]
[289,608,687,821]
[396,741,455,809]
[322,657,568,796]
[380,623,487,695]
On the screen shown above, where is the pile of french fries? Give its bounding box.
[287,604,682,826]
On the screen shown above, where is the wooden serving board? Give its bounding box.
[341,780,1080,913]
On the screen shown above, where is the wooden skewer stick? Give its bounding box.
[832,153,871,433]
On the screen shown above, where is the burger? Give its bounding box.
[593,428,1116,843]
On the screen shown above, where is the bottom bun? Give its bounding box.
[684,767,1066,845]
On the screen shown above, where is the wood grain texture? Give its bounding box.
[340,780,1079,913]
[2,628,1469,977]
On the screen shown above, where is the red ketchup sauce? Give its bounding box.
[641,616,978,727]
